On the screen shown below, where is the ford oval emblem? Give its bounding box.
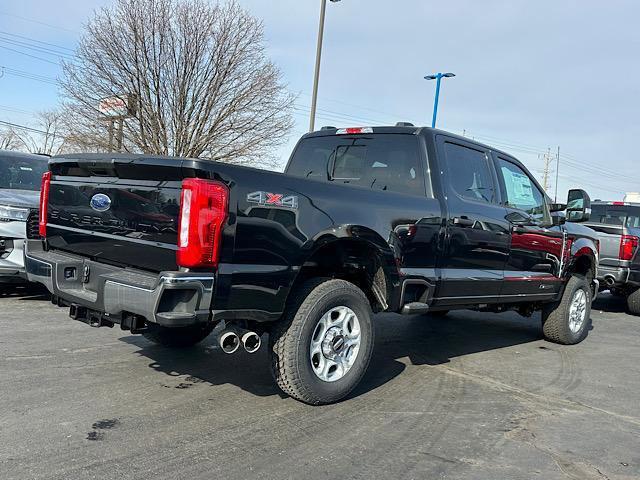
[90,193,112,212]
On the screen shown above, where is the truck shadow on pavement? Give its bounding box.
[120,310,552,401]
[592,292,627,314]
[0,283,50,301]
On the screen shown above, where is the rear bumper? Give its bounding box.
[597,265,637,288]
[25,242,213,327]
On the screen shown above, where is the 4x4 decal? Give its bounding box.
[247,191,298,209]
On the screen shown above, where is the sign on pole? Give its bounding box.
[98,94,136,152]
[98,95,136,118]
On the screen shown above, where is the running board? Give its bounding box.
[401,302,430,315]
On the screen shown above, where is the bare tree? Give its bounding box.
[0,128,22,151]
[62,0,294,167]
[13,110,68,156]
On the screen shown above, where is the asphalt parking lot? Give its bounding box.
[1,287,639,480]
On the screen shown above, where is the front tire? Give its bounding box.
[270,278,374,405]
[542,274,591,345]
[143,323,214,348]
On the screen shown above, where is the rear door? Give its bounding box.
[434,136,510,304]
[493,155,564,299]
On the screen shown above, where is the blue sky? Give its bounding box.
[0,0,638,201]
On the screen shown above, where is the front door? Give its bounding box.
[493,155,565,299]
[435,137,511,304]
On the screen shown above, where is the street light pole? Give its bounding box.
[424,72,455,128]
[309,0,341,132]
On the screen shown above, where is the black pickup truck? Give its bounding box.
[26,125,598,404]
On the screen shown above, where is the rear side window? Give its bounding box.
[287,134,425,196]
[443,142,495,203]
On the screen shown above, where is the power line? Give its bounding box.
[0,30,75,53]
[0,11,78,34]
[0,66,59,85]
[0,44,61,65]
[0,119,50,135]
[0,37,75,60]
[0,104,34,115]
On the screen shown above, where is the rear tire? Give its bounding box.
[270,278,374,405]
[626,288,640,315]
[143,323,214,348]
[541,274,591,345]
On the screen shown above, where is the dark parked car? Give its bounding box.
[0,150,48,289]
[25,125,598,404]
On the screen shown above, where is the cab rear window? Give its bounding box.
[286,134,426,196]
[591,205,640,227]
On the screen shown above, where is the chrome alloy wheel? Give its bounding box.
[568,288,588,333]
[310,306,361,382]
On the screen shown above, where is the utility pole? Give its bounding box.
[542,148,553,192]
[554,146,560,202]
[309,0,342,132]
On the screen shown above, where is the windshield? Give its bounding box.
[591,204,640,228]
[0,154,49,191]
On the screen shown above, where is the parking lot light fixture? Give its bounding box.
[424,72,455,128]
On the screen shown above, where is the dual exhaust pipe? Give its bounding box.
[219,329,261,354]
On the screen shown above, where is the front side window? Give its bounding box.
[497,158,548,223]
[443,142,495,203]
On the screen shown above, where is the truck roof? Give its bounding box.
[592,201,640,207]
[302,126,522,165]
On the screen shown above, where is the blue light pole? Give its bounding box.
[424,72,455,128]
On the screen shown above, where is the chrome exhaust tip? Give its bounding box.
[241,331,261,354]
[219,331,240,354]
[604,276,616,287]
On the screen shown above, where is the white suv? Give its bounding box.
[0,150,48,290]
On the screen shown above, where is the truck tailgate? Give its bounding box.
[46,156,184,272]
[585,223,624,268]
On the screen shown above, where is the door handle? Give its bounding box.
[452,216,474,227]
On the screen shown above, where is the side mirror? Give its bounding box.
[566,188,591,223]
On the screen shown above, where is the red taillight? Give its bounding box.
[619,235,638,261]
[39,171,51,237]
[336,127,373,135]
[176,178,228,269]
